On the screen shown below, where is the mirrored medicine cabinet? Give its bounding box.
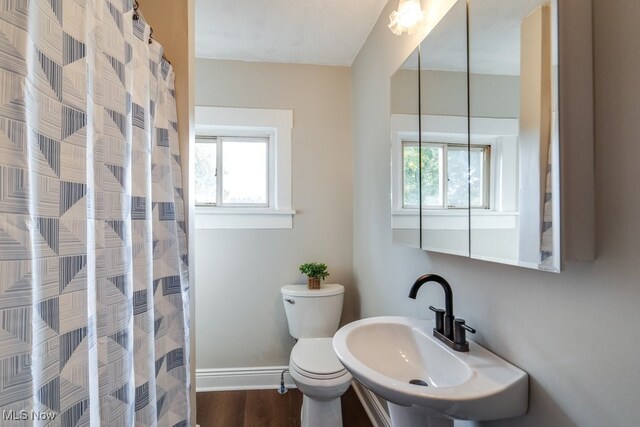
[391,0,562,272]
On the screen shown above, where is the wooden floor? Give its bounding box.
[196,386,373,427]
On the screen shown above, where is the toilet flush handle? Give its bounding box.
[285,298,295,305]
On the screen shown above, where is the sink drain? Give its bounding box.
[409,379,428,387]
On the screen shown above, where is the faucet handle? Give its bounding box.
[461,323,476,334]
[429,306,445,334]
[453,318,475,351]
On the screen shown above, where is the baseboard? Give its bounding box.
[196,366,296,392]
[352,381,391,427]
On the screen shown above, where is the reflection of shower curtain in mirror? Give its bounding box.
[541,118,555,264]
[518,4,554,267]
[540,12,556,266]
[0,1,190,425]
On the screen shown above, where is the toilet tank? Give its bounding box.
[281,284,344,339]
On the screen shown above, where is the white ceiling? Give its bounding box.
[195,0,389,66]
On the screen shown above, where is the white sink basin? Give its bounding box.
[332,316,528,425]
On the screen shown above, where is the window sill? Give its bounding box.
[391,210,518,230]
[195,207,296,229]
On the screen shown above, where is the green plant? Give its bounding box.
[299,262,329,281]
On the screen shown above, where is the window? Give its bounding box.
[194,106,294,229]
[195,136,269,207]
[402,140,490,209]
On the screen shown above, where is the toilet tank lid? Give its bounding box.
[281,284,344,297]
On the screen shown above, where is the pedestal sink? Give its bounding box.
[332,317,528,427]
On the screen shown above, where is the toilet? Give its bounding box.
[281,284,352,427]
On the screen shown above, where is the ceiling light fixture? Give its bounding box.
[388,0,425,35]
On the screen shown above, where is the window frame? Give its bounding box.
[400,139,491,210]
[195,135,272,208]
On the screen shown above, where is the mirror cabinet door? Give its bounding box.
[419,0,469,256]
[468,0,560,272]
[390,48,421,248]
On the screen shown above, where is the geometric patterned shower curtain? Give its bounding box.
[0,1,190,425]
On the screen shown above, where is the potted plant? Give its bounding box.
[299,262,329,290]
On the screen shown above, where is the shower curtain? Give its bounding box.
[0,1,190,426]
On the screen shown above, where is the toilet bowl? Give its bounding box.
[289,338,352,427]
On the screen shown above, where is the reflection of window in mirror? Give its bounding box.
[401,140,490,210]
[468,146,490,209]
[401,141,421,208]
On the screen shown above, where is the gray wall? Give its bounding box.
[194,59,353,369]
[352,1,640,426]
[391,69,520,118]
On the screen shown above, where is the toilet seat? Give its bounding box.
[291,338,347,380]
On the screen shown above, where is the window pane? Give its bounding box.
[422,146,443,206]
[223,141,268,205]
[195,141,217,205]
[447,147,469,208]
[403,145,420,207]
[469,149,484,207]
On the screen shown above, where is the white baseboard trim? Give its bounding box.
[196,366,296,392]
[352,381,391,427]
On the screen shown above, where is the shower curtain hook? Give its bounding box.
[149,26,154,44]
[133,0,140,20]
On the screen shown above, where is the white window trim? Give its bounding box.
[195,106,295,229]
